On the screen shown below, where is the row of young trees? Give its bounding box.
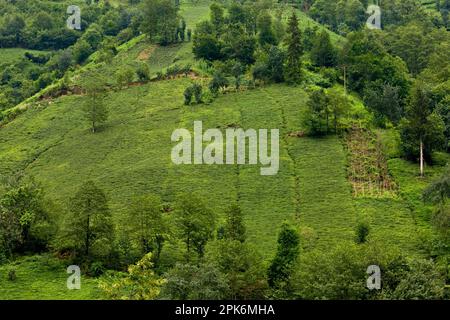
[2,172,445,299]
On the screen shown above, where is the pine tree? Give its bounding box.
[267,222,300,289]
[400,81,446,176]
[284,12,303,84]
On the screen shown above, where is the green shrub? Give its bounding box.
[136,64,150,82]
[355,221,370,244]
[184,86,193,105]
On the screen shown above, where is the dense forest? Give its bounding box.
[0,0,449,300]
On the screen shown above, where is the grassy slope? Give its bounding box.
[0,255,101,300]
[0,49,50,66]
[0,1,447,299]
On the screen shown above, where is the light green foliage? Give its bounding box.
[161,262,229,300]
[82,76,109,133]
[0,175,51,258]
[293,241,446,300]
[390,259,446,299]
[58,180,114,261]
[0,254,101,300]
[99,253,166,300]
[423,170,450,237]
[123,194,168,261]
[115,67,135,88]
[175,193,216,258]
[205,239,267,299]
[140,0,180,45]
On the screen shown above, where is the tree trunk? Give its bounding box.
[85,214,90,257]
[344,66,347,96]
[334,113,338,133]
[420,138,424,177]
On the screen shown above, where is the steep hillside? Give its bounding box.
[0,0,448,300]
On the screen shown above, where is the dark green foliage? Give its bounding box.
[303,88,330,136]
[399,81,446,165]
[184,81,202,105]
[210,3,225,35]
[266,46,285,83]
[293,241,445,300]
[193,22,222,61]
[267,223,300,289]
[326,87,349,133]
[340,31,410,99]
[192,83,203,104]
[284,12,303,84]
[187,28,192,41]
[252,46,285,84]
[310,0,366,32]
[179,19,186,41]
[257,12,277,47]
[81,24,103,51]
[252,62,269,83]
[0,175,52,257]
[303,26,318,51]
[363,82,404,126]
[310,30,336,67]
[423,171,450,205]
[228,2,247,26]
[184,86,193,105]
[8,269,17,281]
[231,61,244,90]
[209,72,229,96]
[355,221,370,244]
[136,63,150,82]
[423,170,450,237]
[380,0,429,27]
[72,40,94,64]
[224,204,246,243]
[192,4,258,65]
[140,0,179,45]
